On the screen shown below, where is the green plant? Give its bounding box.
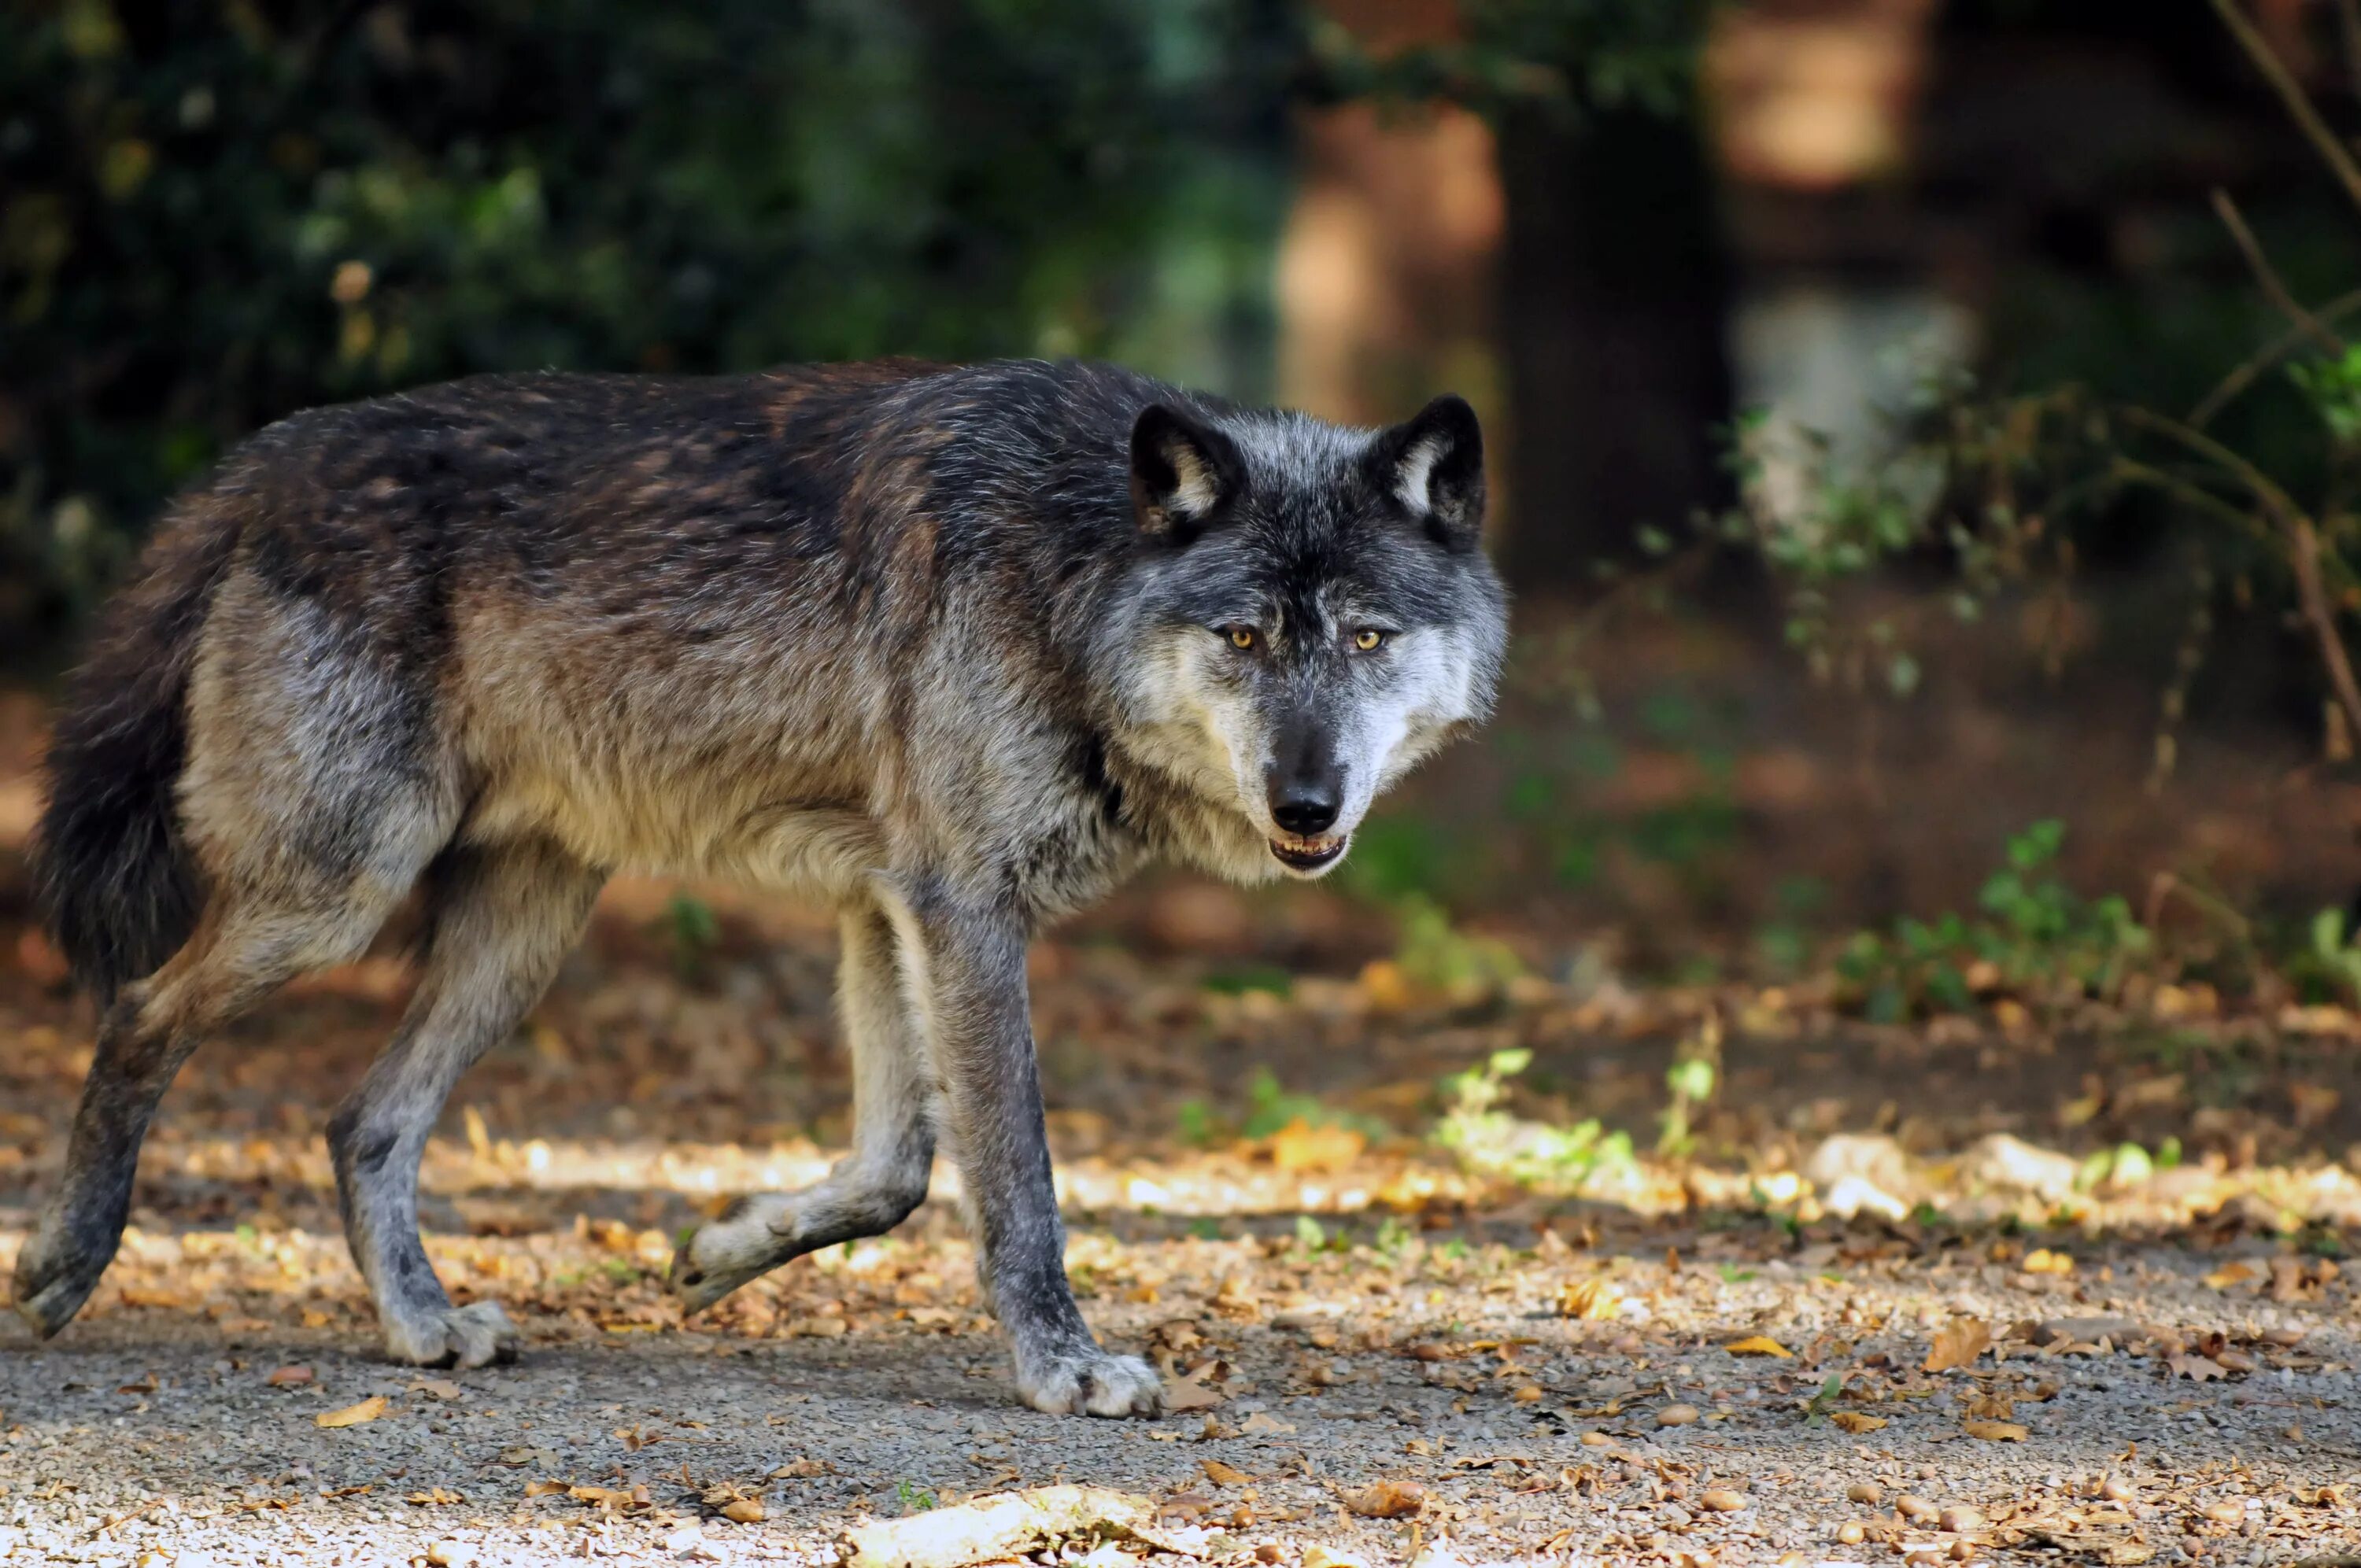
[893,1479,937,1514]
[1657,1017,1720,1157]
[1432,1048,1636,1190]
[1836,821,2152,1020]
[2286,907,2361,1004]
[663,893,722,981]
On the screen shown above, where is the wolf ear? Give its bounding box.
[1373,394,1484,550]
[1130,404,1245,542]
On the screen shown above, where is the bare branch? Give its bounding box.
[2211,186,2345,355]
[2208,0,2361,216]
[2189,286,2361,428]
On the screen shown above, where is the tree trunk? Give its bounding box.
[1498,103,1737,592]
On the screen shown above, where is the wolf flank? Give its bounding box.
[20,358,1508,1415]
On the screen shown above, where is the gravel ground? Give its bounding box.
[2,1202,2355,1568]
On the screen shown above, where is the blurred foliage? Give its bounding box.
[0,0,1302,655]
[1304,0,1713,122]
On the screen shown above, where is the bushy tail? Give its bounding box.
[32,500,239,1002]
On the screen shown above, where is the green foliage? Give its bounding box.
[1199,963,1293,998]
[2289,344,2361,445]
[2285,906,2361,1004]
[1433,1047,1635,1190]
[1310,0,1713,125]
[0,0,1293,654]
[1392,894,1524,994]
[662,892,720,981]
[1838,821,2152,1020]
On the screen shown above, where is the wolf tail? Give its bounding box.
[33,500,240,1003]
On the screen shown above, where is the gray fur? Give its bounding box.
[17,359,1506,1414]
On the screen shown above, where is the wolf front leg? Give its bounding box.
[895,891,1162,1418]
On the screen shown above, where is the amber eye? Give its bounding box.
[1353,629,1386,652]
[1226,626,1257,651]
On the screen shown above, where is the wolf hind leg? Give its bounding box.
[673,902,937,1311]
[326,839,602,1369]
[14,883,405,1338]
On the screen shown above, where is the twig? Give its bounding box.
[2208,0,2361,216]
[2290,514,2361,745]
[2189,286,2361,428]
[2210,186,2345,355]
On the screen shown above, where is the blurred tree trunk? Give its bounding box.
[1498,104,1736,591]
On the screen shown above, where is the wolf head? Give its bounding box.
[1101,393,1509,882]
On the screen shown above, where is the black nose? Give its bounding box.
[1270,780,1340,837]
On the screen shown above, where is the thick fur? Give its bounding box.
[18,359,1507,1415]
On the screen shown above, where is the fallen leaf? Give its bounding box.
[770,1459,835,1479]
[1239,1412,1295,1436]
[264,1365,313,1388]
[2021,1249,2075,1275]
[524,1480,568,1498]
[1341,1480,1424,1519]
[1724,1335,1792,1358]
[1556,1278,1623,1321]
[1830,1411,1887,1433]
[721,1499,765,1524]
[1269,1118,1365,1175]
[315,1396,388,1429]
[1202,1459,1251,1488]
[2202,1260,2258,1290]
[1698,1489,1748,1512]
[1655,1404,1699,1428]
[2167,1353,2226,1382]
[1963,1419,2028,1442]
[1163,1367,1225,1411]
[1924,1319,1993,1374]
[410,1378,464,1402]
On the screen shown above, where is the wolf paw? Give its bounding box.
[384,1301,518,1369]
[11,1225,107,1340]
[671,1199,793,1313]
[1017,1348,1163,1418]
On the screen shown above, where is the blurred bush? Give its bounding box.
[0,0,1299,659]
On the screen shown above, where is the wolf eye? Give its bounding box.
[1352,629,1386,652]
[1223,625,1257,651]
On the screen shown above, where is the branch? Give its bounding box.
[2338,0,2361,99]
[2208,0,2361,216]
[2291,514,2361,745]
[2189,286,2361,428]
[2210,186,2344,354]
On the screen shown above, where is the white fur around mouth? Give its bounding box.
[1269,834,1347,872]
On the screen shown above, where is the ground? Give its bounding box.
[0,873,2356,1568]
[2,608,2360,1568]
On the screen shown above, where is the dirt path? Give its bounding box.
[3,1176,2358,1566]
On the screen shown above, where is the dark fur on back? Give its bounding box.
[34,495,241,1001]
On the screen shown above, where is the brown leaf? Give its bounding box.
[1924,1319,1993,1374]
[1269,1119,1365,1175]
[2166,1353,2226,1382]
[1724,1335,1791,1358]
[264,1365,313,1388]
[410,1378,464,1402]
[1163,1368,1225,1411]
[1963,1419,2029,1442]
[1342,1480,1424,1519]
[1830,1411,1887,1433]
[769,1459,835,1479]
[524,1480,568,1498]
[1556,1278,1623,1321]
[721,1498,765,1524]
[315,1395,388,1429]
[1202,1459,1251,1487]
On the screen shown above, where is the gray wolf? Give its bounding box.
[16,358,1507,1415]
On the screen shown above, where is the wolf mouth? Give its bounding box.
[1269,835,1347,872]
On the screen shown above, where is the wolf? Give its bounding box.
[16,358,1507,1415]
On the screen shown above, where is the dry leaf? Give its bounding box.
[410,1378,464,1402]
[524,1480,569,1498]
[721,1499,765,1524]
[2021,1249,2075,1275]
[1963,1419,2029,1442]
[1163,1368,1225,1411]
[1655,1404,1699,1427]
[1924,1318,1993,1374]
[1239,1412,1295,1436]
[1556,1278,1623,1321]
[315,1395,388,1429]
[2201,1260,2258,1290]
[1341,1480,1424,1519]
[1202,1459,1251,1487]
[2166,1353,2226,1382]
[1830,1411,1887,1433]
[770,1459,835,1479]
[264,1365,313,1388]
[1724,1335,1792,1358]
[1698,1489,1747,1512]
[1269,1118,1365,1174]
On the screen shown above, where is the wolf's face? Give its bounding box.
[1103,394,1509,882]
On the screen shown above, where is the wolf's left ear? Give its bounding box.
[1373,394,1484,550]
[1131,404,1246,543]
